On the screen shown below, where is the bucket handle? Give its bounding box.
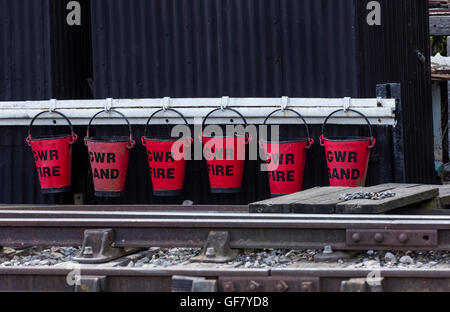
[199,107,252,144]
[85,109,135,149]
[263,108,314,149]
[141,108,193,146]
[27,110,78,146]
[319,108,376,149]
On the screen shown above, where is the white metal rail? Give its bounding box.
[0,97,396,126]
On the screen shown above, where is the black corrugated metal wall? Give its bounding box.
[0,0,92,204]
[90,0,359,99]
[0,0,53,100]
[0,0,435,204]
[357,0,435,184]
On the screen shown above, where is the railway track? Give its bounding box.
[0,205,449,292]
[0,209,449,251]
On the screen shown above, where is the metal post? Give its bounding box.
[389,83,406,183]
[375,84,394,183]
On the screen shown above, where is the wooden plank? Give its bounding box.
[291,183,415,214]
[335,185,439,214]
[249,183,418,214]
[436,185,450,207]
[291,187,352,213]
[249,186,351,213]
[248,187,323,213]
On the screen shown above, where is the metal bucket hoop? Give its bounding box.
[262,108,314,149]
[142,108,192,146]
[200,107,251,144]
[85,109,135,149]
[27,110,78,146]
[320,109,375,149]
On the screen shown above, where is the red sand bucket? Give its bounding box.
[320,109,376,187]
[200,108,250,193]
[260,109,314,196]
[141,108,192,196]
[85,110,135,197]
[26,111,78,194]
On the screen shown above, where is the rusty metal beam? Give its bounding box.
[0,212,450,250]
[0,267,449,292]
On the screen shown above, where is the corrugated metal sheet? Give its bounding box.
[357,0,435,184]
[0,0,53,101]
[0,0,93,204]
[0,0,436,204]
[49,0,93,99]
[90,0,359,98]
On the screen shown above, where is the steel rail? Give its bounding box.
[2,209,450,220]
[0,212,449,250]
[0,205,248,212]
[0,267,449,292]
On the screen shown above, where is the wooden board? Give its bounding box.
[335,185,439,214]
[249,183,418,214]
[249,187,324,213]
[291,183,416,214]
[436,185,450,207]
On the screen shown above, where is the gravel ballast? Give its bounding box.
[1,246,449,269]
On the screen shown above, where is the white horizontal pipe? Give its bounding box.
[0,97,396,126]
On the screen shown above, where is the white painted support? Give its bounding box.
[220,96,229,110]
[0,97,396,126]
[104,98,113,112]
[162,97,170,111]
[280,96,289,111]
[343,97,351,112]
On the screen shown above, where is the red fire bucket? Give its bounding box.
[26,111,78,194]
[320,109,376,187]
[201,108,250,193]
[260,109,314,196]
[141,108,192,196]
[85,110,135,197]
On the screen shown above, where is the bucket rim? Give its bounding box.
[261,138,308,144]
[85,136,131,143]
[202,134,247,139]
[28,134,72,141]
[142,135,185,142]
[323,136,371,142]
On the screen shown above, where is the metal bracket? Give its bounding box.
[74,275,106,292]
[49,99,57,112]
[219,277,320,292]
[190,231,240,263]
[280,96,289,111]
[172,276,218,292]
[73,229,141,264]
[343,97,351,112]
[221,96,229,110]
[105,98,113,112]
[416,50,426,63]
[162,97,170,111]
[346,229,437,247]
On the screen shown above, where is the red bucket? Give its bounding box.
[320,109,376,187]
[141,108,192,196]
[201,108,250,193]
[85,110,135,197]
[260,109,314,196]
[26,111,78,194]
